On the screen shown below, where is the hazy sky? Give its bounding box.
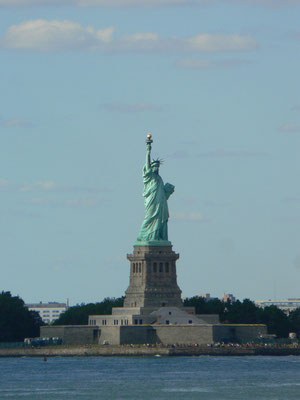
[1,0,300,305]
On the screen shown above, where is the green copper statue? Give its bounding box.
[136,134,175,245]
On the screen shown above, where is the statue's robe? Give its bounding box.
[137,165,174,242]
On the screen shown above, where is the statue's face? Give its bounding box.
[152,165,159,174]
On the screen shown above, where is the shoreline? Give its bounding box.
[1,345,300,357]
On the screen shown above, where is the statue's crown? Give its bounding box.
[151,158,163,166]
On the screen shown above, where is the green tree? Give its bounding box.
[260,306,291,338]
[223,299,261,324]
[53,297,124,325]
[0,291,43,342]
[183,296,225,317]
[184,296,292,338]
[289,308,300,337]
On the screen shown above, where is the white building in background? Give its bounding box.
[26,300,69,324]
[255,299,300,315]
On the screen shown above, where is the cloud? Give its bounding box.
[1,19,257,53]
[203,200,230,207]
[2,20,114,51]
[185,34,256,52]
[23,181,110,193]
[280,124,300,133]
[196,150,268,158]
[167,149,268,160]
[176,57,251,69]
[29,196,103,207]
[0,118,34,128]
[100,101,163,112]
[0,178,110,194]
[172,211,211,222]
[20,181,57,192]
[167,151,190,159]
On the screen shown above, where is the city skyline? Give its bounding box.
[1,0,300,304]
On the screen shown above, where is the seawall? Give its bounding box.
[1,345,300,357]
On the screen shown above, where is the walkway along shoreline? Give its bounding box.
[1,345,300,357]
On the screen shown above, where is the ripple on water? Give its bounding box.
[162,387,212,393]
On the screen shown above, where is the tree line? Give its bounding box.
[2,291,300,341]
[53,297,124,325]
[0,291,42,342]
[183,296,300,338]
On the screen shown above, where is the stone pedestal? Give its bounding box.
[124,245,182,309]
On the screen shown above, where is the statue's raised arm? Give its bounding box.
[145,134,152,171]
[136,134,175,245]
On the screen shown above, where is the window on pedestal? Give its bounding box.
[139,263,142,273]
[133,263,136,273]
[153,262,157,273]
[159,263,163,272]
[165,262,169,273]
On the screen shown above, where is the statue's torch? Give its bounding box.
[146,133,153,146]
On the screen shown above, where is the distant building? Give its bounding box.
[199,293,236,303]
[26,300,69,324]
[199,293,217,301]
[255,299,300,315]
[222,293,236,303]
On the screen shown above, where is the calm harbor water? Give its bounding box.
[0,356,300,399]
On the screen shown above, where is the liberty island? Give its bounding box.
[41,134,266,345]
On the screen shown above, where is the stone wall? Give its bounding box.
[119,326,156,345]
[198,314,220,324]
[98,326,120,345]
[40,326,99,345]
[213,324,267,342]
[41,323,267,346]
[155,325,214,345]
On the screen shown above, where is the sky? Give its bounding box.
[1,0,300,306]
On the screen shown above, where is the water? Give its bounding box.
[0,356,300,399]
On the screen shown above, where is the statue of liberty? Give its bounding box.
[136,134,175,244]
